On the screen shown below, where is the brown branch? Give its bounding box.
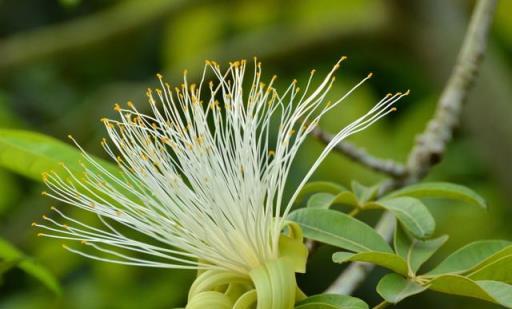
[311,127,407,178]
[325,0,497,295]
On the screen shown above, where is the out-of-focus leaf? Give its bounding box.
[162,4,226,72]
[295,181,348,205]
[370,197,435,239]
[426,240,511,276]
[376,273,427,304]
[351,180,378,203]
[0,129,120,181]
[332,251,408,276]
[0,169,20,215]
[383,182,486,209]
[288,208,392,253]
[306,192,359,209]
[0,96,24,215]
[0,258,21,276]
[295,294,368,309]
[0,237,60,294]
[307,193,336,208]
[429,275,512,308]
[394,225,448,274]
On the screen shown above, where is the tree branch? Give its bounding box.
[311,127,407,178]
[325,0,497,295]
[0,0,194,71]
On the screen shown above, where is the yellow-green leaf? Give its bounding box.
[0,237,60,294]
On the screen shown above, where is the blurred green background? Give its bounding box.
[0,0,511,308]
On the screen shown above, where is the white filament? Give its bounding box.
[35,59,406,274]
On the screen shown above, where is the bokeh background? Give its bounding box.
[0,0,511,308]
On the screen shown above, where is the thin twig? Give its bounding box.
[325,0,497,295]
[311,127,407,178]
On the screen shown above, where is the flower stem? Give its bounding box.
[348,208,360,217]
[373,300,390,309]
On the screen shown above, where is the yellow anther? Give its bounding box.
[367,72,374,78]
[268,150,275,157]
[114,103,121,112]
[156,73,163,79]
[31,222,37,227]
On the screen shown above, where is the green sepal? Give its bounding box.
[279,222,308,273]
[186,291,233,309]
[233,289,257,309]
[249,257,297,309]
[188,269,251,300]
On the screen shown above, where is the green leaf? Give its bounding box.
[288,208,392,253]
[307,193,337,208]
[467,245,512,274]
[295,181,347,205]
[295,294,369,309]
[0,129,120,182]
[426,240,511,276]
[468,254,512,284]
[370,197,435,239]
[383,182,486,209]
[351,181,379,203]
[332,251,408,276]
[376,273,427,304]
[306,192,359,209]
[394,225,448,274]
[0,237,60,294]
[429,275,512,308]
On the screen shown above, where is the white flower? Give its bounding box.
[35,58,405,275]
